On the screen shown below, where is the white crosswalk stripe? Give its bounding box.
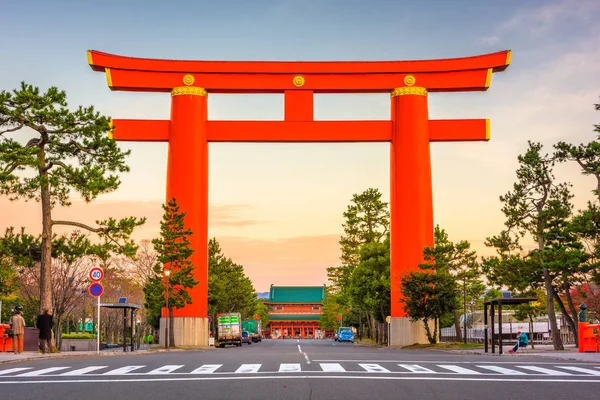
[320,363,346,372]
[0,368,32,375]
[279,363,301,372]
[438,365,481,374]
[235,364,262,373]
[517,366,571,375]
[359,363,390,373]
[2,363,599,377]
[103,366,145,375]
[397,364,436,373]
[556,366,600,376]
[147,365,185,374]
[190,364,222,374]
[477,365,526,375]
[18,367,71,376]
[61,366,108,376]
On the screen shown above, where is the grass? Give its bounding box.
[402,342,483,350]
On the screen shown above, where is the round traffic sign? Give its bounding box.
[89,282,104,297]
[89,267,104,282]
[207,316,212,324]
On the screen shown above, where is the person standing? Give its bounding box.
[9,310,26,354]
[36,309,54,354]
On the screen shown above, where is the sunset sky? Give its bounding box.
[1,0,600,291]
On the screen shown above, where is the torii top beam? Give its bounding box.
[87,50,511,94]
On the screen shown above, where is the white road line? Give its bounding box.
[190,364,222,374]
[320,363,346,372]
[359,364,390,373]
[303,353,311,364]
[18,367,71,376]
[103,366,146,375]
[312,359,597,365]
[146,365,185,375]
[477,366,526,375]
[397,364,436,373]
[517,366,571,375]
[0,368,32,376]
[3,376,600,384]
[556,366,600,376]
[279,363,301,372]
[61,366,109,376]
[438,365,481,374]
[235,364,262,373]
[297,344,302,353]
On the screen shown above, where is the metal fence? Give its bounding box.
[440,325,575,346]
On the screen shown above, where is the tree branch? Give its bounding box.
[52,220,108,234]
[0,123,24,136]
[41,161,68,173]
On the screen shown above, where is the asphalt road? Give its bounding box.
[1,339,600,400]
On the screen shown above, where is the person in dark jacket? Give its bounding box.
[36,309,54,354]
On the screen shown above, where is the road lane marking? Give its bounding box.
[438,365,481,374]
[190,364,222,374]
[477,366,526,375]
[279,363,301,372]
[103,366,146,375]
[235,364,261,373]
[147,365,185,374]
[359,364,390,373]
[517,366,571,375]
[297,344,302,353]
[320,363,346,372]
[0,368,32,376]
[18,367,71,376]
[61,366,108,376]
[2,376,600,384]
[397,364,436,373]
[556,366,600,375]
[312,360,600,365]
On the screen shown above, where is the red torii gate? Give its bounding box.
[88,49,511,346]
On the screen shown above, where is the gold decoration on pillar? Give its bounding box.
[183,74,195,86]
[403,74,416,86]
[107,118,114,140]
[390,87,428,98]
[293,75,305,87]
[171,86,208,97]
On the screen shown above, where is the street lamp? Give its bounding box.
[164,267,171,349]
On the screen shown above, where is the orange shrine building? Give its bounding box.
[264,285,332,339]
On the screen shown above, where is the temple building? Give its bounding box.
[264,285,332,339]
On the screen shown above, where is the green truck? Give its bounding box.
[242,320,262,343]
[217,313,242,347]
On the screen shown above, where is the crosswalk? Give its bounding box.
[0,363,599,377]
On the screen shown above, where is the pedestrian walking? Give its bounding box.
[36,309,54,354]
[9,310,26,354]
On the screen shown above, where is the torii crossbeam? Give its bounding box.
[88,49,511,346]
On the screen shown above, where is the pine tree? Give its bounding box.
[143,198,199,345]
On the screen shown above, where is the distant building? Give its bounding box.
[263,285,332,339]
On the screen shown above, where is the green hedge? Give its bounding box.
[62,333,96,339]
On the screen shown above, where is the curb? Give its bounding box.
[0,347,213,365]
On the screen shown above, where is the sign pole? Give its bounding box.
[97,295,100,354]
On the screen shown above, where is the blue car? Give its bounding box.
[335,327,354,343]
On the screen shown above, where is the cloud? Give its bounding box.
[0,198,264,240]
[476,36,500,47]
[501,0,600,37]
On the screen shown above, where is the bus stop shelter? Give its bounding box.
[484,297,537,355]
[100,302,142,352]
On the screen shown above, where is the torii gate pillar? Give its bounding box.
[88,49,511,347]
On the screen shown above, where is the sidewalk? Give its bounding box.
[0,345,182,364]
[450,344,600,362]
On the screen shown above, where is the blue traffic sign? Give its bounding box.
[208,316,212,324]
[89,282,104,297]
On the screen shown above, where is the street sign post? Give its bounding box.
[89,268,104,354]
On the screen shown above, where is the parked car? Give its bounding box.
[335,327,354,343]
[241,331,252,345]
